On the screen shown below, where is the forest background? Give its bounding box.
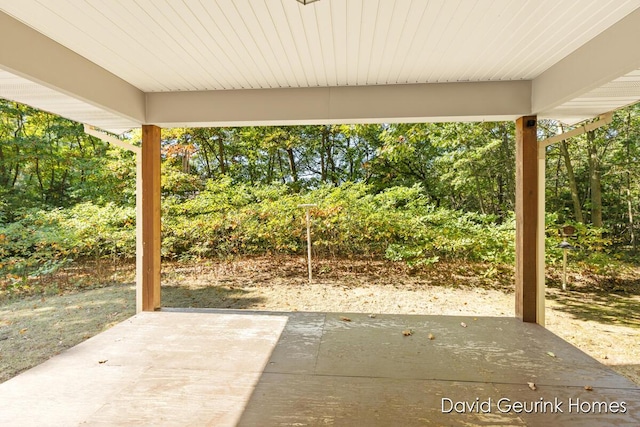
[0,99,638,298]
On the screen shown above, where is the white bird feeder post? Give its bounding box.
[298,204,317,283]
[558,225,577,291]
[557,241,576,291]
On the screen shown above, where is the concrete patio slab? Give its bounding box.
[0,309,637,426]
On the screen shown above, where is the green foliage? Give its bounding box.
[0,178,631,286]
[164,180,513,263]
[0,209,74,283]
[1,100,639,287]
[161,163,203,196]
[0,203,135,284]
[0,100,137,213]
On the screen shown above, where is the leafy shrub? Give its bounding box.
[1,180,622,281]
[0,203,135,282]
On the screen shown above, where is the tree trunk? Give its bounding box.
[11,162,19,188]
[625,112,636,248]
[586,130,602,228]
[217,139,226,175]
[347,136,354,180]
[277,151,285,183]
[320,129,327,182]
[181,153,188,174]
[266,151,274,183]
[325,127,337,185]
[473,173,486,215]
[34,157,45,202]
[286,148,298,182]
[559,140,584,223]
[0,145,6,187]
[201,144,212,177]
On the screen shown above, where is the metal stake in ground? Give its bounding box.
[298,204,317,283]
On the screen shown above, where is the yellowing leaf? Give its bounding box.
[584,385,593,391]
[402,329,413,336]
[19,328,28,335]
[428,333,435,340]
[546,351,556,358]
[528,382,537,391]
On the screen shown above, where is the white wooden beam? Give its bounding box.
[0,11,145,125]
[83,125,141,154]
[539,112,614,148]
[532,8,640,115]
[146,81,531,127]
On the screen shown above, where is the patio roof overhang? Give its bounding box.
[1,0,640,325]
[1,1,639,133]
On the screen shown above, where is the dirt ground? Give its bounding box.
[1,256,638,385]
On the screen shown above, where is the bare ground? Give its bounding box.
[1,256,638,385]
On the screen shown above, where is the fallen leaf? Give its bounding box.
[528,382,537,391]
[584,385,593,391]
[460,322,467,328]
[19,328,28,335]
[368,314,376,318]
[428,333,435,340]
[402,329,413,336]
[340,316,351,322]
[98,360,108,364]
[546,351,556,358]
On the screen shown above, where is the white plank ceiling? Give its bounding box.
[1,0,640,131]
[1,0,637,91]
[0,70,140,134]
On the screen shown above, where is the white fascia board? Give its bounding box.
[0,11,145,125]
[328,81,531,123]
[146,81,531,127]
[146,87,332,127]
[532,7,640,115]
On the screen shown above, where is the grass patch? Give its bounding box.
[0,284,135,383]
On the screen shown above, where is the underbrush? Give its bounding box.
[0,259,135,302]
[1,180,635,293]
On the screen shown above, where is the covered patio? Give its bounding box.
[1,0,640,425]
[0,310,638,425]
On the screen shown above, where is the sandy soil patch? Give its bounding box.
[1,256,638,385]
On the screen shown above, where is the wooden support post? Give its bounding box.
[515,116,539,323]
[135,153,143,313]
[141,125,161,311]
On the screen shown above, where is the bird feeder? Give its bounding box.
[561,225,577,238]
[556,240,577,291]
[298,204,317,283]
